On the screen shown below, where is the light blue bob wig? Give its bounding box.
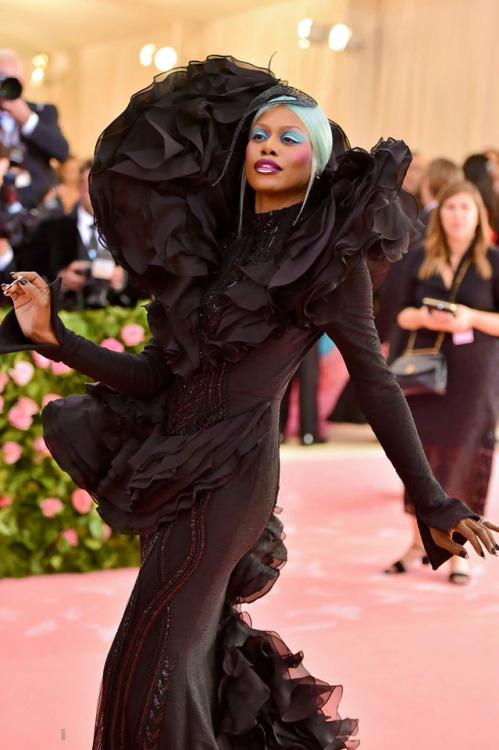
[240,95,333,227]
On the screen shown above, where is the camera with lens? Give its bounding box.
[0,172,38,245]
[0,75,22,100]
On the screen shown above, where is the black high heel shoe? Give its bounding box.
[384,545,429,574]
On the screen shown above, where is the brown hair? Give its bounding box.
[420,180,491,279]
[425,158,463,199]
[79,157,94,175]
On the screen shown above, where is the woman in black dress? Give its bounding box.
[386,180,499,584]
[1,58,497,749]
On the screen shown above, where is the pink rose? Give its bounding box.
[100,337,124,352]
[40,497,64,517]
[32,351,51,369]
[61,529,78,546]
[42,393,61,408]
[8,360,34,386]
[3,441,22,464]
[0,496,13,508]
[50,360,72,375]
[121,324,145,347]
[34,436,52,457]
[102,523,112,541]
[0,372,8,393]
[19,396,39,414]
[71,488,93,514]
[8,407,33,430]
[7,396,39,430]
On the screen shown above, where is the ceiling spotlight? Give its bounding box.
[30,67,45,87]
[154,47,177,72]
[328,24,353,52]
[298,18,313,40]
[298,18,356,52]
[32,53,49,69]
[139,43,156,67]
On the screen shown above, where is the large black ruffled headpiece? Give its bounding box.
[89,55,418,379]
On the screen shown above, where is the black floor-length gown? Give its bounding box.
[399,246,499,516]
[0,57,479,749]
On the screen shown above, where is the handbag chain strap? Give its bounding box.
[405,257,472,355]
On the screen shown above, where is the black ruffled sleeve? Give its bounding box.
[283,139,422,329]
[314,259,478,568]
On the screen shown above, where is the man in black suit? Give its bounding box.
[0,48,69,209]
[31,159,144,310]
[0,142,40,306]
[0,225,16,307]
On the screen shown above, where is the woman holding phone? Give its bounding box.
[386,180,499,583]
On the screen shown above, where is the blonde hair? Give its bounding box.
[420,180,492,280]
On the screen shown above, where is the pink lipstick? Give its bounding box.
[254,159,282,174]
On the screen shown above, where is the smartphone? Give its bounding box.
[422,297,457,316]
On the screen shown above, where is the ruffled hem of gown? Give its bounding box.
[218,513,359,749]
[216,609,359,750]
[90,55,419,379]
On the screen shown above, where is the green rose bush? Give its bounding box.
[0,304,153,576]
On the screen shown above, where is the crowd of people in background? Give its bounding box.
[384,178,499,585]
[2,46,499,586]
[0,47,145,311]
[281,148,499,446]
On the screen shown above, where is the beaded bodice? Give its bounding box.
[164,205,300,435]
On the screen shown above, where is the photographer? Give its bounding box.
[0,144,15,304]
[34,159,144,310]
[0,142,39,306]
[0,48,69,209]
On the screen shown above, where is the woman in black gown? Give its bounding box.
[1,57,497,749]
[386,180,499,585]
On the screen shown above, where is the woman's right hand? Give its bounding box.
[1,272,59,345]
[416,305,456,332]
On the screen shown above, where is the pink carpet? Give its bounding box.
[1,444,498,749]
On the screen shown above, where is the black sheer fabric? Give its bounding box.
[0,57,480,749]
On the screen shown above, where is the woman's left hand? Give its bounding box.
[429,516,499,559]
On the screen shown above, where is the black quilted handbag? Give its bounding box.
[390,343,447,396]
[390,257,471,397]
